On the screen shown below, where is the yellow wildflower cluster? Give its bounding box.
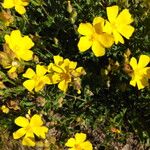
[78,5,135,56]
[47,55,86,93]
[2,0,30,15]
[13,114,48,146]
[23,55,86,93]
[65,133,93,150]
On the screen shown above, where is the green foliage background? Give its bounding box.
[0,0,150,149]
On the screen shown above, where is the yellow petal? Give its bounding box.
[81,141,93,150]
[99,33,114,48]
[58,80,69,92]
[117,9,134,25]
[93,17,104,34]
[65,138,76,147]
[2,0,14,8]
[73,67,86,77]
[13,128,26,139]
[78,36,92,52]
[30,114,43,127]
[69,61,77,69]
[53,55,63,65]
[23,36,34,50]
[23,80,35,92]
[117,25,134,39]
[92,41,105,57]
[25,131,34,138]
[130,78,136,87]
[8,66,16,74]
[48,73,60,84]
[75,133,86,144]
[129,57,137,70]
[138,55,150,68]
[78,23,94,36]
[23,68,35,79]
[15,5,26,15]
[107,5,119,22]
[36,65,47,76]
[22,137,35,147]
[15,116,29,127]
[103,21,112,34]
[137,80,145,90]
[93,17,104,26]
[21,50,33,61]
[52,65,63,73]
[113,30,124,44]
[33,126,48,139]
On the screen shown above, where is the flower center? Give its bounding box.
[134,68,143,79]
[61,72,70,81]
[111,22,117,30]
[75,144,82,150]
[26,125,32,132]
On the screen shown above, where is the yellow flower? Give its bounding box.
[48,55,85,93]
[13,114,48,147]
[5,30,34,61]
[23,65,50,92]
[77,17,114,57]
[104,5,135,44]
[129,55,150,90]
[1,105,9,114]
[2,0,29,15]
[65,133,93,150]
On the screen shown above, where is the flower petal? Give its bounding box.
[20,49,33,61]
[69,61,77,69]
[81,141,93,150]
[15,116,29,127]
[129,57,137,70]
[78,23,94,36]
[2,0,14,8]
[33,126,48,139]
[15,5,26,15]
[138,55,150,68]
[22,137,35,147]
[99,33,114,48]
[23,36,34,50]
[137,80,145,90]
[23,68,35,79]
[58,80,69,92]
[78,36,92,52]
[13,128,26,139]
[54,55,63,65]
[30,114,43,127]
[113,30,124,44]
[65,138,76,147]
[117,25,134,39]
[75,133,86,144]
[117,9,134,25]
[103,21,112,34]
[130,78,136,87]
[92,41,105,57]
[23,79,35,92]
[36,65,47,76]
[107,5,119,22]
[93,17,104,26]
[93,17,104,34]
